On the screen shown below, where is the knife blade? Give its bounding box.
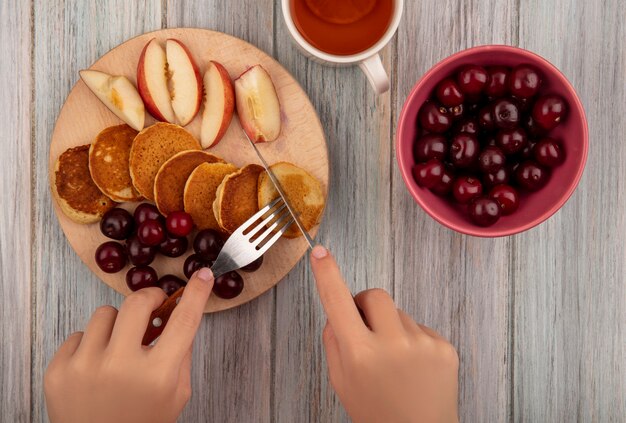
[243,132,314,249]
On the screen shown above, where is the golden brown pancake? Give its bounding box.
[257,162,325,238]
[88,124,142,202]
[183,162,238,231]
[154,150,225,216]
[213,164,264,234]
[129,122,201,201]
[52,145,118,224]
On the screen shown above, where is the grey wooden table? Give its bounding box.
[1,0,625,421]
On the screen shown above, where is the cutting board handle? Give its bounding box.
[142,287,185,345]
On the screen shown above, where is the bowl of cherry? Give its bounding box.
[396,45,588,236]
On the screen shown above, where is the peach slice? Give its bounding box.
[137,38,176,123]
[166,39,203,126]
[80,70,145,131]
[200,61,235,148]
[234,65,281,143]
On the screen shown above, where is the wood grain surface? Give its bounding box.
[2,0,625,421]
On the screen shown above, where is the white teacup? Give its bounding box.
[281,0,404,94]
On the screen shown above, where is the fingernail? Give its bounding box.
[196,267,213,282]
[312,245,328,259]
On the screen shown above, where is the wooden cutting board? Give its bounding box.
[48,28,329,313]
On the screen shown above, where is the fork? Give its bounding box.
[142,196,294,345]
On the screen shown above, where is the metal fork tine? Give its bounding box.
[232,197,283,236]
[255,215,295,256]
[251,207,293,248]
[245,202,288,240]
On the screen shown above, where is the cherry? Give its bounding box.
[159,234,188,258]
[483,167,510,190]
[412,159,444,188]
[485,66,510,98]
[453,117,479,135]
[134,203,162,225]
[509,65,542,99]
[158,275,186,296]
[519,141,536,160]
[450,133,479,168]
[448,104,465,120]
[95,241,127,273]
[515,161,550,191]
[126,235,157,266]
[496,128,528,155]
[241,256,264,272]
[166,211,194,237]
[532,94,567,130]
[137,219,165,246]
[492,98,520,129]
[534,138,565,167]
[430,167,455,196]
[418,102,452,133]
[193,229,224,261]
[100,208,134,240]
[478,105,496,131]
[456,65,490,95]
[413,134,448,162]
[452,176,483,204]
[478,146,506,173]
[524,114,548,138]
[489,184,519,215]
[183,254,211,279]
[213,271,244,299]
[468,197,501,226]
[435,78,465,107]
[126,266,158,291]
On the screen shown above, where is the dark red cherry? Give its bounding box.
[430,167,455,196]
[193,229,224,261]
[213,271,244,299]
[435,78,465,106]
[241,256,264,272]
[519,141,536,160]
[158,275,186,296]
[100,208,134,240]
[456,65,490,95]
[509,65,542,99]
[412,159,444,188]
[126,266,158,291]
[449,133,480,168]
[478,105,496,131]
[532,94,568,130]
[496,128,528,155]
[533,138,565,167]
[95,241,127,273]
[524,115,548,138]
[483,167,510,190]
[468,197,501,227]
[183,254,211,279]
[137,219,165,246]
[492,98,520,129]
[453,117,479,135]
[515,161,550,191]
[159,234,188,258]
[413,134,448,162]
[485,66,510,98]
[126,235,157,266]
[452,176,483,204]
[133,203,162,225]
[447,104,464,120]
[166,211,194,237]
[418,102,452,133]
[489,184,519,215]
[478,146,506,173]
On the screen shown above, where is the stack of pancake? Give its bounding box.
[53,122,324,237]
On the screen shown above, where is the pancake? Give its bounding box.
[154,150,225,216]
[52,145,117,224]
[257,162,325,238]
[183,162,238,231]
[129,122,201,201]
[213,164,264,234]
[88,124,142,202]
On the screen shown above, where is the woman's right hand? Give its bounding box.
[310,245,459,423]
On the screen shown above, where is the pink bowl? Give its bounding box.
[396,45,588,237]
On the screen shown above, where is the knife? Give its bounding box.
[243,132,314,249]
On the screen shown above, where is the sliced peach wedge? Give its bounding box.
[79,70,145,131]
[137,38,175,123]
[234,65,281,143]
[200,61,235,148]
